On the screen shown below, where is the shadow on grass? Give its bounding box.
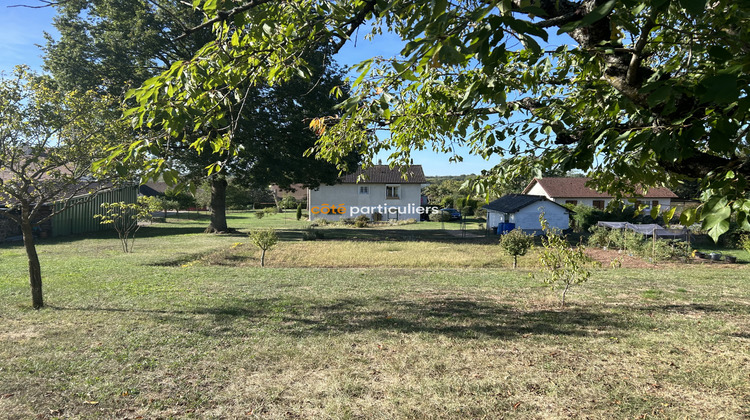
[49,296,677,340]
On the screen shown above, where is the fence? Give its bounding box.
[51,185,138,237]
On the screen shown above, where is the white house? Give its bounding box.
[483,194,570,233]
[523,177,677,210]
[308,165,427,221]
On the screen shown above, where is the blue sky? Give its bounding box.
[0,2,518,177]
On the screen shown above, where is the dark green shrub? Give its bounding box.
[499,229,534,268]
[429,210,451,222]
[354,219,368,228]
[296,203,302,221]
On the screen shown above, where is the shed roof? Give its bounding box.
[482,194,566,213]
[339,165,426,184]
[523,177,677,198]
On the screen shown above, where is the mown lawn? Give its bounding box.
[1,213,748,419]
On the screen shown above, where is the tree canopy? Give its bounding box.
[123,0,750,240]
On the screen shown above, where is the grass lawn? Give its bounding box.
[1,212,748,419]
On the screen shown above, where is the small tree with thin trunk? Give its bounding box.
[249,228,278,267]
[536,213,592,307]
[499,228,534,268]
[0,66,125,309]
[95,197,152,252]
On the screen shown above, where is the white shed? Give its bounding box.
[483,194,571,234]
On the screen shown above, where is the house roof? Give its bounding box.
[339,165,427,184]
[270,183,308,201]
[482,194,567,213]
[523,177,677,199]
[139,182,169,197]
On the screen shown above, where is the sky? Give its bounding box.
[0,1,512,177]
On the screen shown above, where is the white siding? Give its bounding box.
[309,183,423,221]
[550,197,672,211]
[515,202,569,232]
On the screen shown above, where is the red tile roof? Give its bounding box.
[339,165,426,184]
[523,177,677,198]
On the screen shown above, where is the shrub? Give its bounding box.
[740,235,750,257]
[280,195,298,209]
[340,218,355,225]
[302,226,324,241]
[429,210,451,222]
[440,196,454,208]
[296,203,303,221]
[587,226,611,248]
[398,218,417,225]
[355,215,369,223]
[354,220,368,228]
[254,211,264,219]
[499,229,534,268]
[249,228,278,267]
[263,207,278,216]
[568,204,607,231]
[372,212,382,222]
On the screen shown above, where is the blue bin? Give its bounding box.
[497,223,516,235]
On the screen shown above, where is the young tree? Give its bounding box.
[0,67,125,309]
[499,229,534,269]
[536,215,593,308]
[122,0,750,242]
[249,228,278,267]
[296,203,303,221]
[95,197,153,252]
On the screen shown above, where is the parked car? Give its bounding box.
[440,208,462,221]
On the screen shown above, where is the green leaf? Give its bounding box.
[650,204,661,219]
[700,74,740,104]
[702,203,731,242]
[662,206,677,225]
[680,208,698,226]
[679,0,707,15]
[558,0,616,34]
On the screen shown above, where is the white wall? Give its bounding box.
[486,202,569,232]
[550,197,672,211]
[309,183,423,221]
[526,183,549,199]
[515,202,569,232]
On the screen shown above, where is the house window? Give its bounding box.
[565,200,578,206]
[593,200,605,210]
[386,185,400,199]
[652,200,659,208]
[359,186,369,195]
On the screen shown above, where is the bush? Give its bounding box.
[254,211,264,219]
[302,226,324,241]
[354,219,368,228]
[355,215,369,223]
[499,229,534,268]
[372,212,382,222]
[280,195,298,209]
[429,210,451,222]
[440,196,454,208]
[397,218,417,225]
[340,217,355,225]
[587,226,611,248]
[296,203,303,221]
[263,206,278,216]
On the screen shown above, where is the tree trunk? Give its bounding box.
[21,210,44,309]
[260,249,266,267]
[513,255,518,269]
[205,175,230,233]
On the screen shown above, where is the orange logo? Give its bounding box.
[311,203,347,215]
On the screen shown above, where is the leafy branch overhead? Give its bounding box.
[124,0,750,240]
